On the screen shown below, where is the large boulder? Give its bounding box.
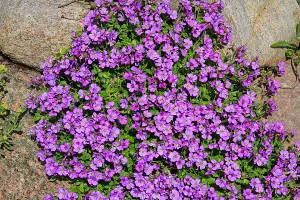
[0,0,90,70]
[0,0,299,69]
[223,0,300,65]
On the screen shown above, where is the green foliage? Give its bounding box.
[296,22,300,40]
[0,65,27,156]
[271,22,300,63]
[270,41,297,49]
[92,68,128,105]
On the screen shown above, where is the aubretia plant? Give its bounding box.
[27,0,300,199]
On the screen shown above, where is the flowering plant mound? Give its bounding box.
[27,0,300,199]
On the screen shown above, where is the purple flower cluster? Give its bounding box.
[30,85,130,189]
[28,0,299,199]
[267,100,277,115]
[29,85,74,117]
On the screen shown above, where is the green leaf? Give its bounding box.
[107,88,119,93]
[59,47,69,55]
[202,177,215,185]
[16,107,23,114]
[79,183,85,193]
[76,30,83,37]
[150,108,159,116]
[100,91,108,98]
[59,80,67,86]
[296,22,300,40]
[120,171,130,177]
[90,2,97,9]
[11,126,21,132]
[123,90,129,97]
[286,49,294,58]
[49,177,57,182]
[1,103,8,110]
[34,114,41,121]
[74,93,79,101]
[0,65,8,72]
[100,72,111,78]
[132,40,137,46]
[295,57,300,65]
[242,179,250,184]
[3,143,13,151]
[235,178,249,185]
[270,41,296,49]
[212,173,219,178]
[71,185,77,193]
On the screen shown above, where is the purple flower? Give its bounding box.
[254,154,268,166]
[277,61,286,76]
[147,49,160,61]
[216,125,230,140]
[138,95,148,106]
[43,194,53,200]
[169,151,180,162]
[170,189,180,199]
[268,77,280,95]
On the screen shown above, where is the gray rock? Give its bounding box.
[170,0,180,10]
[222,0,300,65]
[0,0,90,70]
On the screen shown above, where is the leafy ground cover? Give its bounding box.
[0,64,26,156]
[26,0,299,199]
